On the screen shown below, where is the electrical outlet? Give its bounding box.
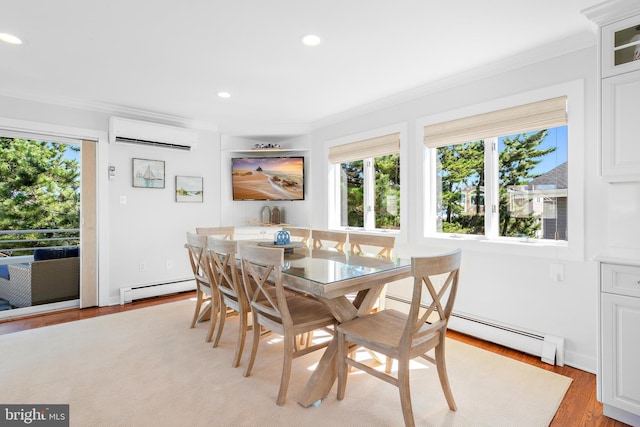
[550,263,564,282]
[166,259,173,269]
[139,262,146,272]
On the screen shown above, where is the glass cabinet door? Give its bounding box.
[603,15,640,77]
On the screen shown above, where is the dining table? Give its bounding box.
[250,241,412,407]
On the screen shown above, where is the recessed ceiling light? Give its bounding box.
[0,33,23,45]
[301,34,322,47]
[217,91,231,98]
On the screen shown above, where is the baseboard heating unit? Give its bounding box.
[385,295,565,366]
[119,279,195,305]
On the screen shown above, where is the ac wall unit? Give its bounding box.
[108,117,197,151]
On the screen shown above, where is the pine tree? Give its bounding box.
[437,131,556,237]
[374,154,400,229]
[0,137,80,252]
[498,130,555,237]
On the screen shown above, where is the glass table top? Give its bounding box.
[279,247,411,286]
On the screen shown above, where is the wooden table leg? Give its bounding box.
[298,336,339,407]
[297,285,383,407]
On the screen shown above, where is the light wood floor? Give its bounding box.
[0,292,628,427]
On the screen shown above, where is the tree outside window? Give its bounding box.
[340,154,400,230]
[435,126,567,241]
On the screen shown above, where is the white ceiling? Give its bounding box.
[0,0,601,136]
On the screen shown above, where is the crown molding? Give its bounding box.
[582,0,640,26]
[0,89,219,133]
[309,32,596,132]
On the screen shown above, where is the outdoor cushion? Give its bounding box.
[0,265,9,280]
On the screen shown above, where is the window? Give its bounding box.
[425,97,568,242]
[329,133,400,231]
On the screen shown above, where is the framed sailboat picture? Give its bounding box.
[132,158,165,188]
[175,176,203,202]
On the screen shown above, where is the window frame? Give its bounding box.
[419,80,585,261]
[326,124,407,236]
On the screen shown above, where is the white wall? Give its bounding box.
[0,96,220,306]
[308,46,604,372]
[107,129,220,303]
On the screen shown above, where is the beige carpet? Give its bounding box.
[0,300,572,426]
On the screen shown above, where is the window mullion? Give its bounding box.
[484,137,499,238]
[364,158,375,230]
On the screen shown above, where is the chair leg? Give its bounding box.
[204,297,218,343]
[212,300,226,347]
[232,311,248,368]
[276,333,294,406]
[243,313,261,378]
[385,356,393,373]
[435,340,457,411]
[397,356,415,427]
[336,331,348,400]
[190,290,202,328]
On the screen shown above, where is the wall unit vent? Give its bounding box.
[109,117,197,151]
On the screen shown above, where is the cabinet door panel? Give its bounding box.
[602,15,640,78]
[601,293,640,414]
[602,71,640,180]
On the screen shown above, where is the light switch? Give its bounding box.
[120,195,127,205]
[550,263,564,282]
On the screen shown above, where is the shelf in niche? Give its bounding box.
[227,148,308,153]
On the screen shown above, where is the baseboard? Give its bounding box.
[385,295,565,366]
[119,279,195,305]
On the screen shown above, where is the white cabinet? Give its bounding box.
[584,3,640,181]
[599,262,640,426]
[601,71,640,180]
[600,13,640,182]
[602,14,640,78]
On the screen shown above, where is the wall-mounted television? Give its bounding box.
[231,156,305,201]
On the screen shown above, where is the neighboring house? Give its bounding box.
[509,162,568,240]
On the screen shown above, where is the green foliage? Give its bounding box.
[437,141,484,226]
[497,131,553,237]
[374,154,400,229]
[0,137,80,250]
[438,131,555,238]
[341,160,364,227]
[341,154,400,230]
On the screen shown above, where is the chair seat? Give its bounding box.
[337,309,405,356]
[254,293,335,334]
[337,309,441,359]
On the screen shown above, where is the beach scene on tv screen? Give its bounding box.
[232,157,304,200]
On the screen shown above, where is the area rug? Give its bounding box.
[0,300,572,426]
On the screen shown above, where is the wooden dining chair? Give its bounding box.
[196,226,234,240]
[239,244,337,406]
[348,233,395,259]
[311,230,347,252]
[185,232,218,342]
[206,237,251,367]
[336,249,462,427]
[281,227,311,245]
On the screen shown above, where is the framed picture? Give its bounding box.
[132,158,165,188]
[176,175,203,202]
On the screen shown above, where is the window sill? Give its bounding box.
[418,234,582,261]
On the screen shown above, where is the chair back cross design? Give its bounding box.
[185,232,218,342]
[239,243,336,406]
[207,238,251,367]
[336,248,462,427]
